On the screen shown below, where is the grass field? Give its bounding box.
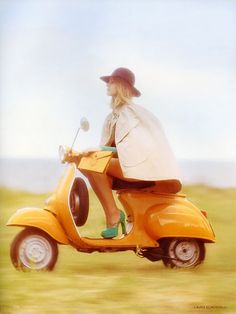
[0,185,236,314]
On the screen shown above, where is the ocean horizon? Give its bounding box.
[0,157,236,193]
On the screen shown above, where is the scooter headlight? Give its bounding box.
[59,145,67,163]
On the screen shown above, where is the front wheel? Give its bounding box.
[10,228,58,271]
[160,238,205,268]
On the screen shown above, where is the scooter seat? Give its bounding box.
[112,178,155,190]
[112,178,182,193]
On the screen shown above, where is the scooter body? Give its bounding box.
[7,148,215,270]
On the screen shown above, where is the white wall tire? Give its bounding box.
[10,228,58,271]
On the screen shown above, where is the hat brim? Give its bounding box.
[100,75,141,97]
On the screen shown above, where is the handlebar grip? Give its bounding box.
[100,146,117,153]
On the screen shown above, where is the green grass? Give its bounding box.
[0,185,236,314]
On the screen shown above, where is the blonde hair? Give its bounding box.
[111,77,134,109]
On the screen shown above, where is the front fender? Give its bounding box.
[7,207,69,244]
[146,204,215,243]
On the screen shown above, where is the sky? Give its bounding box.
[0,0,235,160]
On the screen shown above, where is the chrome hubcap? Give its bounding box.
[19,235,52,270]
[175,241,196,261]
[169,239,200,267]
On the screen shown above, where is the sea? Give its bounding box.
[0,158,236,193]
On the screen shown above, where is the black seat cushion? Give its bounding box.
[112,178,182,193]
[112,178,155,190]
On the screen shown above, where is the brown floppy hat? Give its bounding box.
[100,67,141,97]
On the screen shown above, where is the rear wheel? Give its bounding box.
[160,238,205,268]
[10,228,58,271]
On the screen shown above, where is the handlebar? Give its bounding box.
[59,145,116,165]
[100,146,117,153]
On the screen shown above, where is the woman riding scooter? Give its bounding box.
[83,67,182,239]
[7,68,215,270]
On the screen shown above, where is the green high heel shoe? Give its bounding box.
[101,210,127,239]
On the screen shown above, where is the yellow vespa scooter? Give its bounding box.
[7,118,215,271]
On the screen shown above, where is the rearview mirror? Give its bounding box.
[80,117,89,132]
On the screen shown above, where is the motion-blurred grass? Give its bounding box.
[0,186,236,314]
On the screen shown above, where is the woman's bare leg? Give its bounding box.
[82,158,135,227]
[85,171,120,227]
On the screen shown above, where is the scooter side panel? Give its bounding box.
[146,204,215,242]
[6,207,69,244]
